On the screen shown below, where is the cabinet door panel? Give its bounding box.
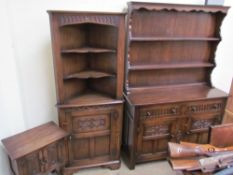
[94,136,110,156]
[72,137,90,160]
[18,151,43,175]
[66,106,121,163]
[137,117,176,159]
[46,143,58,166]
[183,113,222,144]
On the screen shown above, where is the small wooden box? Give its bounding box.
[2,122,69,175]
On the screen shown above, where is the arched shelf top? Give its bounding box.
[129,2,229,14]
[58,15,120,27]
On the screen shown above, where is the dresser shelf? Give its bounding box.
[128,63,214,70]
[61,47,116,54]
[59,92,122,108]
[129,36,220,42]
[64,70,115,80]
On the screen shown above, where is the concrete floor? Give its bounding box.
[74,160,179,175]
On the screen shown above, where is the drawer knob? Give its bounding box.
[213,104,219,109]
[171,108,177,114]
[146,112,151,116]
[170,134,175,138]
[191,106,197,112]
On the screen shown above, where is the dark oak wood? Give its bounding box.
[63,70,115,80]
[1,122,69,175]
[48,11,125,102]
[61,47,116,54]
[128,63,214,70]
[48,11,125,174]
[209,123,233,147]
[123,2,229,169]
[130,36,220,41]
[59,103,123,175]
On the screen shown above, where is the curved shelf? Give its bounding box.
[129,2,229,14]
[129,36,220,42]
[128,63,215,70]
[61,47,116,54]
[58,91,122,108]
[64,70,115,80]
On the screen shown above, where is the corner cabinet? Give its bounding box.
[122,2,229,169]
[48,11,125,174]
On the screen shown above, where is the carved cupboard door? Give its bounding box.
[182,100,225,144]
[43,140,67,172]
[136,116,177,161]
[18,151,44,175]
[65,105,122,164]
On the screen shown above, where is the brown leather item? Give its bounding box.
[168,142,233,158]
[210,123,233,147]
[223,79,233,123]
[169,158,201,171]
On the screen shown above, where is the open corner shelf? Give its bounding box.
[129,36,221,42]
[128,63,215,70]
[60,91,119,107]
[64,70,115,80]
[49,11,125,172]
[61,47,116,54]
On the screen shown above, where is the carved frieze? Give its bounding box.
[144,125,169,136]
[141,107,179,120]
[192,119,212,130]
[74,117,107,132]
[188,103,222,114]
[59,15,119,27]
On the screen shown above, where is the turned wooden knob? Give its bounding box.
[191,106,197,112]
[171,108,177,114]
[213,104,218,109]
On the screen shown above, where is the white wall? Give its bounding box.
[213,0,233,92]
[0,0,232,174]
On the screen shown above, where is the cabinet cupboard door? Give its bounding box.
[18,151,44,175]
[66,107,121,164]
[43,140,67,171]
[136,116,176,161]
[183,113,222,144]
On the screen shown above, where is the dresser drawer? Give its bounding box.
[186,99,225,115]
[140,104,182,120]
